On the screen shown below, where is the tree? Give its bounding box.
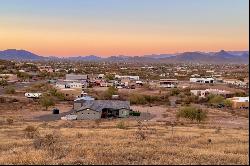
[17,72,31,81]
[39,94,55,111]
[0,79,8,86]
[105,74,114,81]
[102,86,118,99]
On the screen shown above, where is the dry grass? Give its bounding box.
[0,119,248,165]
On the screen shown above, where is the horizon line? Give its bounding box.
[1,48,249,58]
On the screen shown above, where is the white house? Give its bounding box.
[0,74,18,83]
[191,89,233,98]
[55,81,85,89]
[159,79,178,88]
[190,77,215,84]
[115,75,139,80]
[223,79,247,87]
[65,74,88,81]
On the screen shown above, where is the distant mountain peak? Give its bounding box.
[0,49,248,64]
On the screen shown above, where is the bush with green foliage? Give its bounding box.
[129,94,147,105]
[208,94,225,106]
[177,106,207,123]
[0,79,8,86]
[49,88,65,101]
[223,99,233,107]
[39,94,55,111]
[101,86,118,99]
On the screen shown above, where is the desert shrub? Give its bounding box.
[208,94,225,106]
[116,121,127,129]
[28,82,52,92]
[183,95,199,104]
[144,95,161,103]
[170,88,180,96]
[4,87,16,94]
[76,132,83,138]
[129,94,147,105]
[33,132,63,158]
[234,91,247,97]
[177,106,207,123]
[6,117,14,125]
[197,97,209,103]
[101,86,118,99]
[182,87,192,96]
[24,125,39,139]
[135,121,147,140]
[223,99,233,107]
[142,83,152,90]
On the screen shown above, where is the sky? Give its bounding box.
[0,0,249,57]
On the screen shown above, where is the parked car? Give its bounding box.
[217,104,225,108]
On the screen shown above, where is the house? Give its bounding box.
[74,94,95,109]
[38,65,54,73]
[190,77,215,84]
[73,100,131,120]
[159,79,178,88]
[55,81,86,90]
[120,78,131,87]
[0,74,18,83]
[228,97,249,109]
[115,75,139,81]
[190,90,208,98]
[65,74,88,81]
[190,89,233,98]
[223,79,247,87]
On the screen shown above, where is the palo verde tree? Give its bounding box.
[39,94,55,111]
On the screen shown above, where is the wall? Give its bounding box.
[75,109,101,120]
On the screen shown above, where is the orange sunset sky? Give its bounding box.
[0,0,248,57]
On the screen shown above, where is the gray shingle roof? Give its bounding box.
[76,100,130,112]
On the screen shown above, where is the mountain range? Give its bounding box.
[0,49,248,64]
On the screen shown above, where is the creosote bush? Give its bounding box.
[24,125,39,139]
[116,121,127,129]
[177,106,207,123]
[6,118,14,125]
